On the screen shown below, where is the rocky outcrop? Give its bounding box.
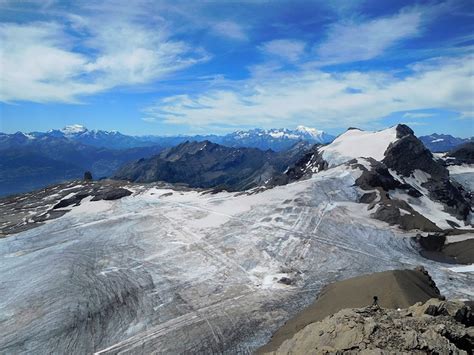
[268,299,473,354]
[382,128,471,221]
[383,131,447,179]
[258,268,443,353]
[446,142,474,165]
[1,180,135,235]
[91,187,132,201]
[84,171,93,181]
[416,233,474,264]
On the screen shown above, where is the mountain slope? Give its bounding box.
[419,133,472,153]
[113,140,309,191]
[0,136,164,196]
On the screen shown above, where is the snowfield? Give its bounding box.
[448,164,474,191]
[0,164,472,354]
[320,127,398,167]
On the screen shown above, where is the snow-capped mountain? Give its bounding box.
[3,124,334,151]
[221,127,334,151]
[37,125,149,149]
[319,126,399,167]
[60,124,88,135]
[283,124,472,231]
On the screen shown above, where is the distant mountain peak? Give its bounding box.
[60,124,88,135]
[295,125,324,137]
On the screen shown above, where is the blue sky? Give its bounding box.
[0,0,473,137]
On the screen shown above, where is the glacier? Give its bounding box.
[0,164,473,354]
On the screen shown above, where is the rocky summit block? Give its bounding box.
[269,299,473,354]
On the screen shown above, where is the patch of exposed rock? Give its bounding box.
[267,299,473,354]
[0,180,134,236]
[258,268,443,353]
[416,233,474,264]
[446,142,474,165]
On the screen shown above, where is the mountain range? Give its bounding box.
[0,124,471,197]
[9,124,334,151]
[0,125,331,196]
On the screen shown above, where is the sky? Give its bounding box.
[0,0,473,137]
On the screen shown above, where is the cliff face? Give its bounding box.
[268,299,473,354]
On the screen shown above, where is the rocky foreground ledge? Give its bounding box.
[267,298,473,354]
[260,268,473,354]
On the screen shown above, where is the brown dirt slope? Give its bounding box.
[258,268,441,353]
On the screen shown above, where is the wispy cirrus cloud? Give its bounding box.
[212,21,247,41]
[259,39,306,62]
[314,9,423,65]
[0,2,210,103]
[402,112,436,119]
[142,54,474,132]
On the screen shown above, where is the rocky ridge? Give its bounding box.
[268,298,473,354]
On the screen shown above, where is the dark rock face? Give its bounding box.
[84,171,93,181]
[355,160,394,191]
[423,179,471,221]
[383,134,447,179]
[417,234,474,265]
[91,188,132,201]
[53,193,89,209]
[113,141,310,192]
[446,142,474,165]
[395,123,414,138]
[372,200,441,232]
[382,131,471,223]
[280,145,327,183]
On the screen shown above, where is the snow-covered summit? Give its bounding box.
[296,125,324,138]
[227,126,334,144]
[60,124,88,135]
[320,126,399,167]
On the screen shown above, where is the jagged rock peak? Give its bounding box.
[395,123,414,138]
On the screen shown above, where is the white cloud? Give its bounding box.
[402,112,435,119]
[314,10,422,65]
[260,39,306,62]
[0,8,209,103]
[142,55,474,131]
[212,21,247,41]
